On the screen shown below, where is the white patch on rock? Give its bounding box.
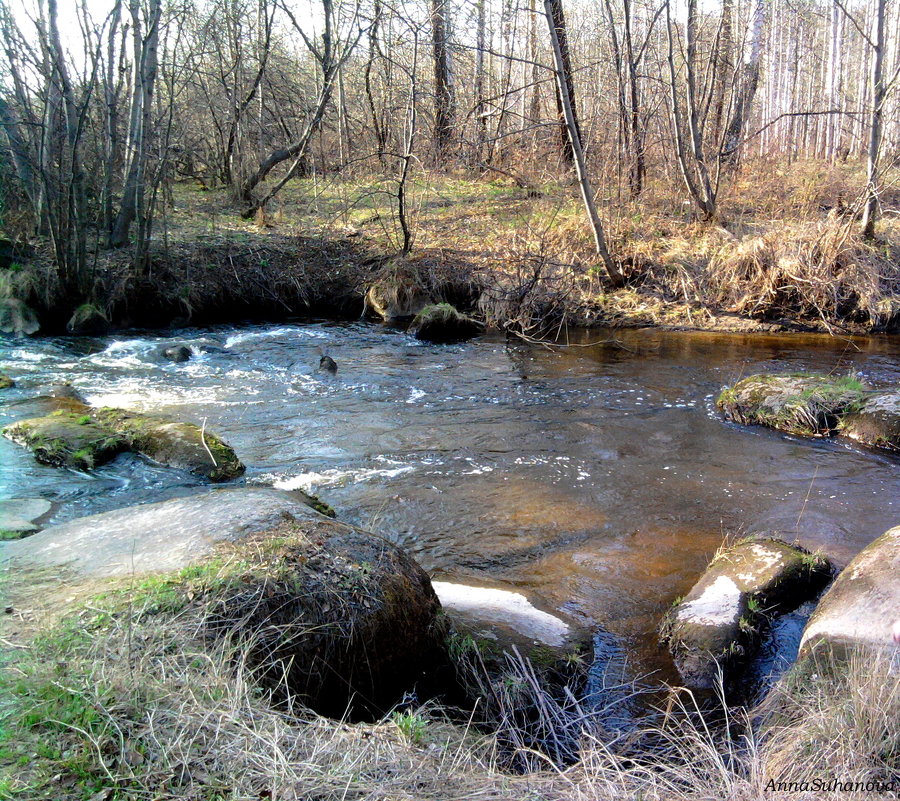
[748,544,783,569]
[432,581,570,647]
[678,575,742,627]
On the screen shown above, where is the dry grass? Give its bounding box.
[8,157,900,334]
[3,564,899,801]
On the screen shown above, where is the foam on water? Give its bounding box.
[268,464,416,492]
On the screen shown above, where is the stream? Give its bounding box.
[2,321,900,685]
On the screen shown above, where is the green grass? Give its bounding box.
[391,709,429,745]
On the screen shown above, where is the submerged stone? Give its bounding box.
[409,303,482,343]
[800,524,900,660]
[662,537,831,690]
[160,344,192,363]
[0,372,14,389]
[839,391,900,450]
[717,373,868,437]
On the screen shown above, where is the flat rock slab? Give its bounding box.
[717,373,868,437]
[664,538,831,690]
[0,489,321,577]
[800,524,900,659]
[839,391,900,451]
[0,498,52,524]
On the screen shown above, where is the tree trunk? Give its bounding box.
[547,0,580,166]
[543,0,622,284]
[110,0,162,252]
[431,0,455,160]
[721,0,767,165]
[862,0,886,238]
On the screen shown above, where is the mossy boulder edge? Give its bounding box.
[2,398,244,481]
[716,373,868,437]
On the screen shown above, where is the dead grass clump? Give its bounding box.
[702,219,900,329]
[0,591,520,801]
[757,647,900,794]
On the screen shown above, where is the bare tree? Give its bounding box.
[431,0,455,160]
[721,0,767,165]
[111,0,163,255]
[546,0,579,166]
[238,0,365,215]
[543,0,622,284]
[862,0,886,238]
[666,0,718,218]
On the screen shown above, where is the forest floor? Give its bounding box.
[8,159,900,336]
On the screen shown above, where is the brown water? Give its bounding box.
[2,322,899,682]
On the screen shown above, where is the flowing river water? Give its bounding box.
[2,322,900,686]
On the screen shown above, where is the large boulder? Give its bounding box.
[839,391,900,451]
[663,538,832,690]
[800,525,900,659]
[203,519,444,717]
[2,400,244,481]
[716,373,868,437]
[409,303,482,344]
[1,489,445,719]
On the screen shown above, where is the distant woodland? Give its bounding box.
[1,0,899,322]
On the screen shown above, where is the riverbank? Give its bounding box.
[4,164,900,338]
[2,508,898,801]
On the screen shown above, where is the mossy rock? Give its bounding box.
[838,391,900,450]
[409,303,482,344]
[366,261,433,321]
[200,519,445,718]
[3,400,243,481]
[716,373,868,437]
[662,537,832,690]
[93,408,244,482]
[66,303,110,335]
[0,372,14,389]
[2,411,127,470]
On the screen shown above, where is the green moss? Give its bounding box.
[717,372,870,437]
[304,492,336,518]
